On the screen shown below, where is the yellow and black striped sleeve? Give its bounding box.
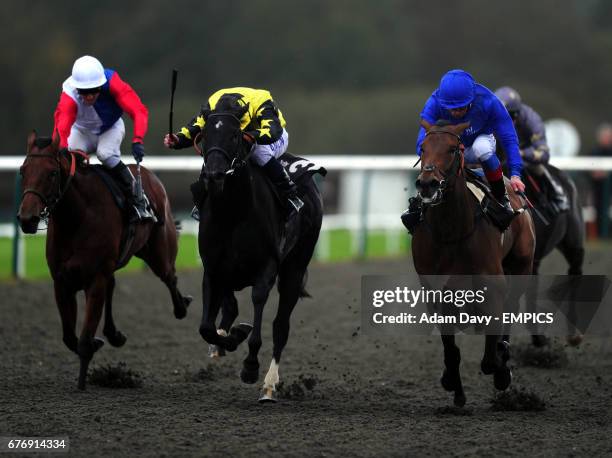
[173,104,209,149]
[245,100,283,145]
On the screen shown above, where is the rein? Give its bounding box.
[419,129,465,207]
[419,129,481,244]
[21,149,89,218]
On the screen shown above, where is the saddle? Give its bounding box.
[190,153,327,210]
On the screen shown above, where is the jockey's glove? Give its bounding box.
[132,142,145,162]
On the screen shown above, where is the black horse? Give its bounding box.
[193,99,324,402]
[522,163,585,346]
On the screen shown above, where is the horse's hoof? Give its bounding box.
[106,331,127,348]
[566,334,583,347]
[93,337,105,352]
[229,323,253,344]
[240,367,259,385]
[258,387,278,403]
[494,367,512,391]
[208,344,226,359]
[531,334,549,347]
[453,392,466,407]
[174,306,187,320]
[480,360,495,375]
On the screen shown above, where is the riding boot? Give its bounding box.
[400,196,423,234]
[110,161,154,223]
[262,157,304,219]
[541,166,569,212]
[488,177,516,231]
[189,168,207,222]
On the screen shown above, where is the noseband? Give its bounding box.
[21,149,88,218]
[418,129,465,204]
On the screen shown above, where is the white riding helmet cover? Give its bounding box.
[69,55,107,89]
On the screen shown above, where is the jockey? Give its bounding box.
[53,55,153,222]
[494,86,569,213]
[164,87,303,219]
[401,69,525,233]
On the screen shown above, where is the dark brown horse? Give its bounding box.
[17,132,192,389]
[412,120,535,406]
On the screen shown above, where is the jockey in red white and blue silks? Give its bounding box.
[53,55,152,221]
[53,56,148,168]
[415,69,525,214]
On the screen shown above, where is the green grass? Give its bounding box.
[0,230,410,280]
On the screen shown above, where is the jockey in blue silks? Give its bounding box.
[401,69,526,233]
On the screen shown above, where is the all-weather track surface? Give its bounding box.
[1,248,611,457]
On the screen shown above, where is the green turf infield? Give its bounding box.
[0,229,411,280]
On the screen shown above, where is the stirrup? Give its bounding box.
[131,205,156,223]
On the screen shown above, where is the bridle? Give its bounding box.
[200,112,255,177]
[418,129,465,205]
[21,149,89,219]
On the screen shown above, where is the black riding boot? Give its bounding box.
[542,167,569,212]
[489,177,515,231]
[110,161,154,223]
[262,158,304,219]
[400,196,423,234]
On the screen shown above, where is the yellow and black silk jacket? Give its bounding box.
[173,87,287,149]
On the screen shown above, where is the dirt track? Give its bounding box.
[1,248,612,457]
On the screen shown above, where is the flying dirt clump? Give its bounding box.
[88,362,143,388]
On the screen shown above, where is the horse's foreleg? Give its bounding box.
[259,267,304,402]
[440,334,465,407]
[102,275,126,347]
[241,271,276,386]
[199,275,251,352]
[558,240,585,346]
[77,275,107,390]
[54,280,78,355]
[208,294,238,359]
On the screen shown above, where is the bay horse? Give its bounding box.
[412,120,535,406]
[193,99,323,402]
[17,132,192,390]
[522,163,585,346]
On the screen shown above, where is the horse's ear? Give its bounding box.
[452,121,471,135]
[27,130,37,153]
[51,129,60,152]
[420,119,433,132]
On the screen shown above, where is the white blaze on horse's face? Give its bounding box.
[215,120,223,129]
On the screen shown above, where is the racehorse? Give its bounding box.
[522,164,585,346]
[193,98,323,402]
[411,120,535,406]
[17,132,192,390]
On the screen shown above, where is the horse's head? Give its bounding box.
[416,119,470,205]
[17,131,62,233]
[201,95,251,194]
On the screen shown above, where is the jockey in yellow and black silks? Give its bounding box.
[164,87,303,219]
